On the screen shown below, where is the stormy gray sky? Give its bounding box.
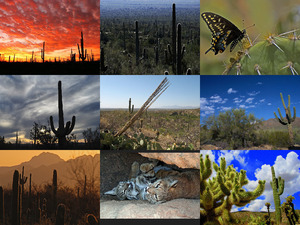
[0,75,99,143]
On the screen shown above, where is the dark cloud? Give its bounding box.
[0,75,99,142]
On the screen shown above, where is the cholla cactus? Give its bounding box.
[200,154,266,224]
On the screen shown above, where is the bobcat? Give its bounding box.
[104,161,175,200]
[144,170,200,204]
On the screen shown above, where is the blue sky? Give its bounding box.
[100,75,200,109]
[101,0,200,8]
[201,76,300,123]
[201,150,300,211]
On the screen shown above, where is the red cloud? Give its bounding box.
[0,0,100,62]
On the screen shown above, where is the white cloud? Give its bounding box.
[248,91,260,96]
[268,103,272,106]
[227,88,237,94]
[259,99,265,103]
[210,94,227,104]
[233,97,243,104]
[257,82,263,85]
[200,97,215,116]
[246,98,254,104]
[218,106,232,111]
[242,151,300,212]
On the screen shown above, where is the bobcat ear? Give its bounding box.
[104,187,117,196]
[169,179,178,188]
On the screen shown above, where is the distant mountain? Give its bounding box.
[260,117,300,130]
[0,153,100,190]
[101,0,199,9]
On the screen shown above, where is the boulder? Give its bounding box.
[139,152,200,169]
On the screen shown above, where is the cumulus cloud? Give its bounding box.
[243,152,300,212]
[210,94,227,104]
[245,98,254,104]
[233,97,243,104]
[248,91,261,96]
[200,97,215,116]
[227,88,237,94]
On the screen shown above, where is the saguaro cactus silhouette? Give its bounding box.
[274,93,296,147]
[50,81,76,147]
[41,41,45,63]
[77,31,87,62]
[271,166,285,225]
[12,170,19,225]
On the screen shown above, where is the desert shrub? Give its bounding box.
[202,108,262,149]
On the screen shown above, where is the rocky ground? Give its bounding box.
[100,199,200,219]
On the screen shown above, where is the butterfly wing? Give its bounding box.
[201,12,245,54]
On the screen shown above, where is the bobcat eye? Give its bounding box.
[155,183,160,188]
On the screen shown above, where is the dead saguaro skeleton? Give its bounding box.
[114,77,170,137]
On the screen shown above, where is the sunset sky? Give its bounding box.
[0,0,100,62]
[0,150,99,167]
[0,75,99,143]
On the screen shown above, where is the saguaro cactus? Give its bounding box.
[77,31,87,62]
[55,204,65,225]
[53,170,57,214]
[177,23,185,75]
[41,41,45,63]
[135,20,139,66]
[274,93,296,147]
[12,170,19,225]
[0,186,4,225]
[50,81,76,147]
[271,166,285,225]
[172,3,176,73]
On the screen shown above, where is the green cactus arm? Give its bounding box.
[280,93,287,109]
[275,109,288,125]
[217,172,231,196]
[291,106,296,122]
[202,187,214,210]
[213,162,219,172]
[220,158,226,173]
[277,177,285,195]
[201,155,212,180]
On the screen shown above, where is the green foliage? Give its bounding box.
[200,154,266,225]
[201,108,262,149]
[270,166,285,225]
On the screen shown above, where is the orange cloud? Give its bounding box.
[0,0,100,62]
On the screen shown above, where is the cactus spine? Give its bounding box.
[0,186,4,225]
[50,81,76,147]
[12,170,19,225]
[274,93,296,147]
[41,41,45,63]
[271,166,285,225]
[77,31,87,62]
[135,20,139,66]
[53,170,57,214]
[55,204,65,225]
